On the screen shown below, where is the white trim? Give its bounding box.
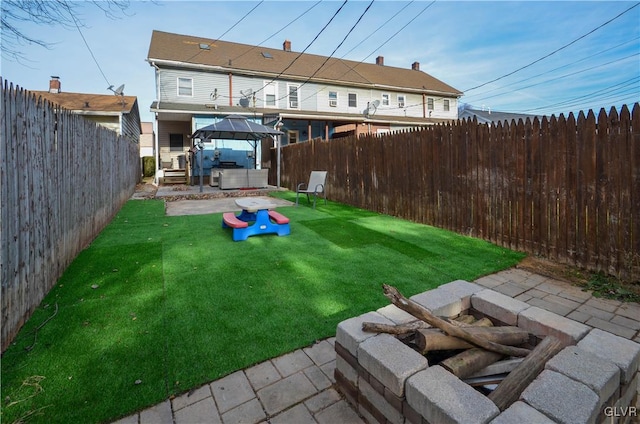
[287,83,300,110]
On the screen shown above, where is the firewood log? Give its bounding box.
[381,284,531,357]
[415,326,529,353]
[487,335,563,411]
[440,348,504,378]
[361,321,428,335]
[449,316,493,327]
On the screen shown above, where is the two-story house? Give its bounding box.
[146,30,462,171]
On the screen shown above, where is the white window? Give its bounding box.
[329,91,338,107]
[397,95,405,108]
[288,130,299,144]
[444,99,450,112]
[264,81,277,107]
[427,97,434,110]
[348,93,357,108]
[381,93,390,106]
[288,85,299,109]
[177,77,193,97]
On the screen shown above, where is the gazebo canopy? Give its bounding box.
[191,115,283,141]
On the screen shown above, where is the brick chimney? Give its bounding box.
[376,56,384,66]
[49,76,61,93]
[411,61,420,71]
[283,40,291,52]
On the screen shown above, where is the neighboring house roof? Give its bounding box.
[31,91,138,115]
[147,30,463,97]
[458,106,541,124]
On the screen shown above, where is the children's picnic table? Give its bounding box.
[222,197,290,241]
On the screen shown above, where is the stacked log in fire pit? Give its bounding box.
[364,285,563,411]
[335,280,640,424]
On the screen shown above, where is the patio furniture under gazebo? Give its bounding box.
[190,115,284,192]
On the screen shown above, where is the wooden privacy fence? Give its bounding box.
[272,103,639,281]
[1,80,140,352]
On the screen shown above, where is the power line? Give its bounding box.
[470,52,640,104]
[520,76,640,113]
[271,0,375,103]
[182,1,264,65]
[463,36,640,102]
[252,0,349,99]
[360,0,435,64]
[296,1,434,105]
[230,0,323,63]
[464,2,640,92]
[62,1,112,87]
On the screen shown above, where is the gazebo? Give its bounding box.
[191,115,284,192]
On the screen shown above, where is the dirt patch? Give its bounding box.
[516,256,591,286]
[131,182,158,199]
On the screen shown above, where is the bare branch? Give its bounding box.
[1,0,135,62]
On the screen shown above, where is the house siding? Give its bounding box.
[156,68,458,121]
[122,101,142,143]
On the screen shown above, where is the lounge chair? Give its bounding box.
[296,171,327,209]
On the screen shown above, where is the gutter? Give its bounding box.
[150,60,161,186]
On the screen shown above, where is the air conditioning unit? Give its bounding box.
[289,100,298,108]
[329,99,337,107]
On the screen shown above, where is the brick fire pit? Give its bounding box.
[335,280,640,424]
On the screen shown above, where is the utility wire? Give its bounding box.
[338,0,414,60]
[252,0,349,98]
[182,0,264,64]
[215,0,264,44]
[463,36,640,101]
[520,76,640,112]
[471,52,640,104]
[230,0,323,63]
[464,1,640,92]
[360,0,435,64]
[298,0,434,105]
[62,1,112,88]
[271,0,375,103]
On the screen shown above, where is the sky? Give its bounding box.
[2,0,639,124]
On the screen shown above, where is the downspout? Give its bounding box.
[152,61,161,185]
[275,117,283,189]
[228,73,233,107]
[422,93,426,119]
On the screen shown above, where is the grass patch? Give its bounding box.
[1,193,524,423]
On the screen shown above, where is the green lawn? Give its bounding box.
[1,192,525,423]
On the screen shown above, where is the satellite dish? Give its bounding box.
[239,88,254,108]
[108,84,125,96]
[364,99,380,118]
